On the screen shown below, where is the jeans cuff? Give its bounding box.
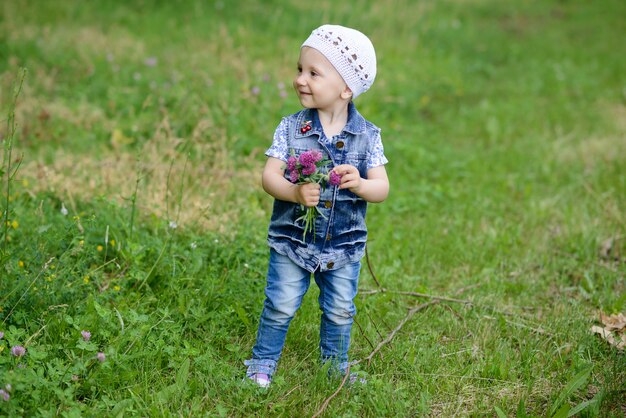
[244,359,277,377]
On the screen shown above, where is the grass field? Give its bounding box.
[1,0,625,416]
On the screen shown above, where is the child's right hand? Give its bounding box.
[296,182,321,207]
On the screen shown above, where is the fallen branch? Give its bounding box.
[312,365,351,418]
[313,285,476,414]
[359,287,473,305]
[364,308,386,339]
[482,315,554,337]
[355,285,476,367]
[359,288,383,295]
[364,245,383,290]
[393,290,472,305]
[352,314,377,353]
[360,286,529,318]
[276,383,302,402]
[354,300,440,367]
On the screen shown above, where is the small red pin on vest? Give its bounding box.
[300,120,312,134]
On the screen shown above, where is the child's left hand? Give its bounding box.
[332,164,362,193]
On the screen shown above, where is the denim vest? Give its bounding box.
[267,103,380,273]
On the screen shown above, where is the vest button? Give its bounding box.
[326,261,334,269]
[335,141,345,149]
[324,200,332,209]
[326,233,331,241]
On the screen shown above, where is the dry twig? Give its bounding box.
[355,285,477,367]
[312,281,478,414]
[365,245,383,290]
[392,290,472,305]
[482,315,555,337]
[312,365,351,418]
[359,287,473,304]
[360,286,529,318]
[352,314,376,353]
[354,300,440,367]
[364,308,386,339]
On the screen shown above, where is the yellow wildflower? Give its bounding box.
[113,285,121,291]
[83,276,90,284]
[97,245,103,252]
[18,260,24,268]
[11,220,18,229]
[79,240,84,246]
[110,239,116,247]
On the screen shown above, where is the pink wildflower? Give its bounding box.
[288,148,336,240]
[309,149,323,163]
[298,151,316,167]
[302,164,317,176]
[0,331,4,339]
[287,156,297,172]
[144,57,158,67]
[0,389,8,401]
[96,352,106,362]
[329,170,342,186]
[10,346,25,357]
[81,330,91,341]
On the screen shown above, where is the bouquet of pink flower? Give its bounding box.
[284,149,342,239]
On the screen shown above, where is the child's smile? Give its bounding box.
[293,47,351,111]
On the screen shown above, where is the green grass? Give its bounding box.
[1,0,625,416]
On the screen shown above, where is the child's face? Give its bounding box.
[294,47,352,111]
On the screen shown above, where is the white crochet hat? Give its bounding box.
[301,24,377,99]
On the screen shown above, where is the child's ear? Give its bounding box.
[341,86,353,100]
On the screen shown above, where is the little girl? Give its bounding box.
[245,24,389,387]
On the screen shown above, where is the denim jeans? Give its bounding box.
[245,249,361,378]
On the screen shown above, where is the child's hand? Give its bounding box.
[332,164,362,193]
[296,182,321,207]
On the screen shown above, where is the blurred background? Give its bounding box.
[1,0,625,415]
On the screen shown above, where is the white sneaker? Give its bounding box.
[248,373,271,388]
[349,372,367,385]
